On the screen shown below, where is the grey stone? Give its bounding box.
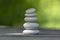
[23,30,39,35]
[26,8,36,14]
[25,13,37,17]
[24,17,37,22]
[23,23,39,29]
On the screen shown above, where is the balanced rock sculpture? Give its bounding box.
[23,8,39,35]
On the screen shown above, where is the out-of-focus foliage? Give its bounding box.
[0,0,60,30]
[0,0,39,28]
[0,0,26,27]
[37,0,60,30]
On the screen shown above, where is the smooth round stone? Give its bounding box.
[23,30,39,35]
[26,8,36,13]
[25,13,37,17]
[24,17,37,22]
[23,23,39,29]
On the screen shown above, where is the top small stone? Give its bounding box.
[26,8,36,13]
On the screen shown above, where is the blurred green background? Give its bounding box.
[0,0,39,28]
[0,0,60,30]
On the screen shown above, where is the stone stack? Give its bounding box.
[23,8,39,35]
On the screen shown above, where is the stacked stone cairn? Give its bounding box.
[23,8,39,35]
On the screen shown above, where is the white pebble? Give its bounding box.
[26,8,36,13]
[24,17,37,22]
[23,30,39,35]
[23,23,39,29]
[25,13,37,17]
